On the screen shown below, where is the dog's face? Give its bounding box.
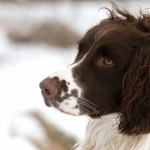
[39,20,135,117]
[40,3,150,135]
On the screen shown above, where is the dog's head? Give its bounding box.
[39,3,150,135]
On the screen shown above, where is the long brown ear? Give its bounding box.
[119,40,150,135]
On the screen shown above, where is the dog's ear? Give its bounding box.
[119,40,150,135]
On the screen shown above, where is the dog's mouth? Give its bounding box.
[39,76,85,116]
[42,95,82,116]
[43,97,59,109]
[41,90,51,107]
[41,87,102,118]
[42,93,102,118]
[41,92,58,108]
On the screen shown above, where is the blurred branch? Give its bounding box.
[27,111,77,150]
[8,21,80,48]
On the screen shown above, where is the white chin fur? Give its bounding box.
[58,98,81,116]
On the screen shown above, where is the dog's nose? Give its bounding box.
[39,77,59,99]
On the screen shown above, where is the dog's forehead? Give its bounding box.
[80,23,119,50]
[78,26,116,57]
[76,26,108,63]
[77,25,104,56]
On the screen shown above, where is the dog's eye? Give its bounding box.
[96,56,114,67]
[104,57,114,65]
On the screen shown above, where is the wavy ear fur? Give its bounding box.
[119,40,150,135]
[108,2,150,135]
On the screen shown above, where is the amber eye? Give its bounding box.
[104,57,114,65]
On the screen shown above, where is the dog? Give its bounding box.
[39,3,150,150]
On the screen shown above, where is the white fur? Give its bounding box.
[49,65,82,95]
[73,113,150,150]
[59,99,80,116]
[48,64,82,115]
[47,50,91,115]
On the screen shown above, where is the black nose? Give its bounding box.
[39,77,59,99]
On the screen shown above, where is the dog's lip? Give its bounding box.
[41,90,51,107]
[43,99,51,107]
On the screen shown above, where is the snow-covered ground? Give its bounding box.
[0,1,150,150]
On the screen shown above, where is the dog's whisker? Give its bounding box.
[81,97,99,108]
[79,101,101,118]
[80,101,97,111]
[79,105,90,113]
[80,100,100,115]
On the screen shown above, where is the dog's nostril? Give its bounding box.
[45,88,51,95]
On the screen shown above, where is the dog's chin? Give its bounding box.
[44,99,100,117]
[59,109,80,116]
[88,113,101,118]
[87,111,102,118]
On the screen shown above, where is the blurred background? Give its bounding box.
[0,0,149,150]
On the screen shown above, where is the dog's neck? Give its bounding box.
[73,113,150,150]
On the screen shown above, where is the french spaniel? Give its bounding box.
[39,3,150,150]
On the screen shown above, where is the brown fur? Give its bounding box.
[40,3,150,136]
[76,3,150,135]
[108,3,150,135]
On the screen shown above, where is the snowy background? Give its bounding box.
[0,0,150,150]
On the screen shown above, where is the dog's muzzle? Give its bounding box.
[39,66,84,116]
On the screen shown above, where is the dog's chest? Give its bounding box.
[73,113,150,150]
